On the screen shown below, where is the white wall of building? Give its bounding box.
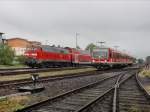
[12,47,27,56]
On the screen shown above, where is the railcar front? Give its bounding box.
[92,48,111,70]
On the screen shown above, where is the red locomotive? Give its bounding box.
[24,45,135,69]
[92,47,135,69]
[24,45,91,68]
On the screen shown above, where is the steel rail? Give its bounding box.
[112,73,123,112]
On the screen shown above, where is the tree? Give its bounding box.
[137,58,144,64]
[85,43,97,52]
[76,45,81,49]
[17,55,27,64]
[0,44,15,65]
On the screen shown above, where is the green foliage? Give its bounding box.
[76,45,80,49]
[0,44,15,65]
[16,55,27,64]
[137,58,144,64]
[85,43,97,52]
[140,69,150,78]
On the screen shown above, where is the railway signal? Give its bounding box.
[31,73,39,87]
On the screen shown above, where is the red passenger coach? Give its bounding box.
[66,48,92,66]
[92,47,135,69]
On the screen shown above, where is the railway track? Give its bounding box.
[118,73,150,111]
[0,69,126,97]
[0,68,136,88]
[15,70,150,112]
[0,66,139,76]
[71,73,150,112]
[0,70,114,87]
[0,66,91,76]
[15,71,134,112]
[0,68,139,86]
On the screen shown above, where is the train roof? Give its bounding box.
[65,47,90,55]
[93,47,134,59]
[41,45,69,53]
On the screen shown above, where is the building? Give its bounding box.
[6,38,41,56]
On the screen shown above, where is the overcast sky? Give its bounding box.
[0,0,150,59]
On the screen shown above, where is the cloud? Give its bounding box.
[0,0,150,58]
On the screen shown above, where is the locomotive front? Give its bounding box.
[24,48,40,68]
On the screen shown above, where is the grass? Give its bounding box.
[0,68,96,81]
[139,69,150,78]
[0,95,29,112]
[128,105,141,112]
[139,68,150,94]
[0,64,27,69]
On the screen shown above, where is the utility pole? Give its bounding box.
[76,33,79,49]
[97,41,105,48]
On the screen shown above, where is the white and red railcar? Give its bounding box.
[92,47,135,69]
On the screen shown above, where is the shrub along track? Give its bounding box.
[15,70,136,112]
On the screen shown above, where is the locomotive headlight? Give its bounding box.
[31,53,37,56]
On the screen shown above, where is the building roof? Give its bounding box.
[7,37,29,42]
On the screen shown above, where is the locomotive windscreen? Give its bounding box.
[93,49,108,58]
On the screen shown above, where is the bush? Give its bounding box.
[16,55,27,64]
[0,44,15,65]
